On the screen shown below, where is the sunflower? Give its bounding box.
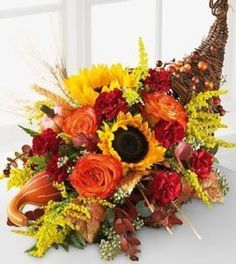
[98,112,166,172]
[64,64,139,106]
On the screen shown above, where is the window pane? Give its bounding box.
[0,12,62,126]
[91,0,157,67]
[0,0,60,10]
[161,0,214,60]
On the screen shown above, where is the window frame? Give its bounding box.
[0,0,235,136]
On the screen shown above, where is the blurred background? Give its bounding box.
[0,0,235,143]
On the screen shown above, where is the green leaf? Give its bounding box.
[52,243,59,250]
[29,156,47,171]
[18,125,39,137]
[136,200,152,218]
[61,242,69,252]
[25,245,37,253]
[67,231,86,249]
[105,208,115,225]
[40,104,55,118]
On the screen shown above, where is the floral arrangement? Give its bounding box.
[1,37,235,261]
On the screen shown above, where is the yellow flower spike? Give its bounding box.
[186,89,236,148]
[7,166,34,190]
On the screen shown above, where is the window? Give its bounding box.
[0,0,62,126]
[0,0,235,135]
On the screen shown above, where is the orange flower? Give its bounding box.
[143,92,188,128]
[70,154,123,199]
[62,105,98,138]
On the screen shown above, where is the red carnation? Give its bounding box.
[32,135,47,155]
[94,89,128,122]
[46,154,68,183]
[190,149,213,179]
[151,171,182,206]
[144,68,171,92]
[43,129,62,154]
[154,120,185,148]
[32,129,63,156]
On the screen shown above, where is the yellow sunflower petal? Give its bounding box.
[98,112,166,172]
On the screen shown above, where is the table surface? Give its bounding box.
[0,132,235,264]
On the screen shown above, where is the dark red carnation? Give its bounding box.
[144,68,171,92]
[42,129,62,154]
[46,154,69,183]
[32,135,47,155]
[190,149,213,179]
[154,120,185,148]
[151,171,182,206]
[32,129,63,156]
[94,88,128,122]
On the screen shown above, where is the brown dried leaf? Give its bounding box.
[121,170,150,194]
[123,218,135,233]
[70,203,105,244]
[123,200,137,220]
[121,237,141,261]
[114,208,129,219]
[179,178,193,203]
[115,223,127,235]
[126,237,141,246]
[114,218,135,235]
[167,215,183,227]
[201,171,224,203]
[121,238,129,252]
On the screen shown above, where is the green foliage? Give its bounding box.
[58,144,81,161]
[29,155,48,172]
[136,200,152,217]
[64,231,86,249]
[105,208,115,225]
[18,125,39,137]
[186,90,236,149]
[218,172,230,196]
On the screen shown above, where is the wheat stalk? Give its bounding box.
[32,84,71,108]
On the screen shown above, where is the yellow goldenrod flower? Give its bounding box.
[186,90,236,148]
[7,166,34,190]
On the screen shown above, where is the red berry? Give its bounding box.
[156,60,163,67]
[213,97,221,105]
[166,66,175,74]
[220,109,226,116]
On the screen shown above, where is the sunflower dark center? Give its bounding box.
[112,126,148,163]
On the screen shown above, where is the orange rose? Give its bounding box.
[143,92,188,128]
[70,154,123,199]
[62,105,98,137]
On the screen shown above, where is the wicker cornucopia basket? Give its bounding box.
[171,0,229,104]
